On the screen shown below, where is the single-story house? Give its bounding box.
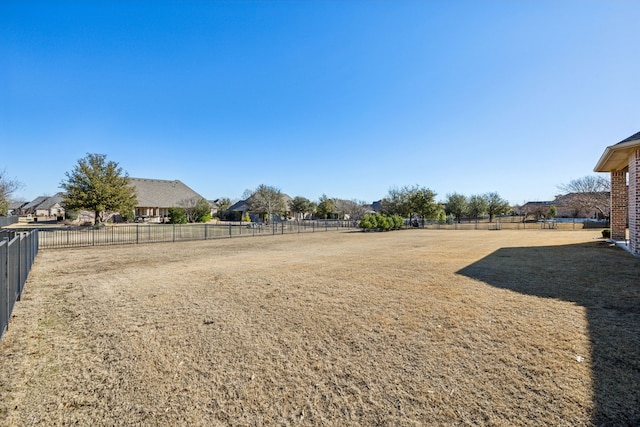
[521,193,608,220]
[130,178,209,222]
[19,193,65,218]
[594,130,640,255]
[8,200,28,216]
[227,199,251,220]
[20,196,48,216]
[35,193,65,218]
[227,194,293,222]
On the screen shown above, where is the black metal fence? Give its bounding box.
[36,220,357,249]
[417,219,608,231]
[0,229,39,341]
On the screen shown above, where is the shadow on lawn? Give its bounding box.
[457,240,640,426]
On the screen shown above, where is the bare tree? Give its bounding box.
[0,169,23,215]
[179,198,211,223]
[247,184,286,223]
[558,175,610,219]
[334,199,369,220]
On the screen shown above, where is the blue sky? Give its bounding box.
[2,1,639,205]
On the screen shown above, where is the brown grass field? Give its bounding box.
[0,229,638,426]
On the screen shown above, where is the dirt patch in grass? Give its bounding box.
[0,229,638,426]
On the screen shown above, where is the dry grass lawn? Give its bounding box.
[0,229,638,426]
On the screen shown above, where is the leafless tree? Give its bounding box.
[558,175,610,219]
[247,184,286,222]
[179,198,211,223]
[0,169,22,215]
[334,199,370,220]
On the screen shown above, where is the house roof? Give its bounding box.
[38,193,65,210]
[22,196,49,210]
[594,131,640,172]
[130,178,206,208]
[8,200,28,210]
[228,199,249,212]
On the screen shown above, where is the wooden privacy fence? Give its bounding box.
[0,229,39,341]
[37,220,357,249]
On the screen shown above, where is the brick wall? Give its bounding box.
[610,170,628,241]
[630,150,640,255]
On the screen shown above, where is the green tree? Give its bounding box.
[248,184,286,222]
[484,192,510,222]
[315,194,334,219]
[380,187,410,217]
[60,153,137,225]
[0,169,22,216]
[290,196,314,220]
[168,206,187,224]
[193,198,212,222]
[547,205,557,219]
[408,186,438,226]
[445,193,467,223]
[215,197,231,218]
[467,194,488,220]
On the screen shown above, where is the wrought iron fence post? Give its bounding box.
[2,238,8,327]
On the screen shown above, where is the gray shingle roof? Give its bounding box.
[38,193,65,210]
[22,196,49,210]
[616,131,640,145]
[228,199,249,212]
[130,178,206,208]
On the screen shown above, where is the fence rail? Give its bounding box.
[1,229,39,341]
[35,220,357,249]
[31,218,609,250]
[417,219,608,231]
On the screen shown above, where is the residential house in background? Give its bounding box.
[227,199,251,221]
[18,193,65,219]
[7,200,27,216]
[130,178,209,222]
[521,192,609,220]
[594,130,640,255]
[227,194,293,222]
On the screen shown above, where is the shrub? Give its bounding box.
[122,209,135,223]
[359,213,404,232]
[168,207,187,224]
[602,229,611,239]
[359,215,374,230]
[392,215,404,229]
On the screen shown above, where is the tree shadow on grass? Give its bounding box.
[457,240,640,426]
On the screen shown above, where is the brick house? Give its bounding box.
[19,193,65,218]
[594,131,640,255]
[130,178,209,222]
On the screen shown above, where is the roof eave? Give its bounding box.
[594,139,640,172]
